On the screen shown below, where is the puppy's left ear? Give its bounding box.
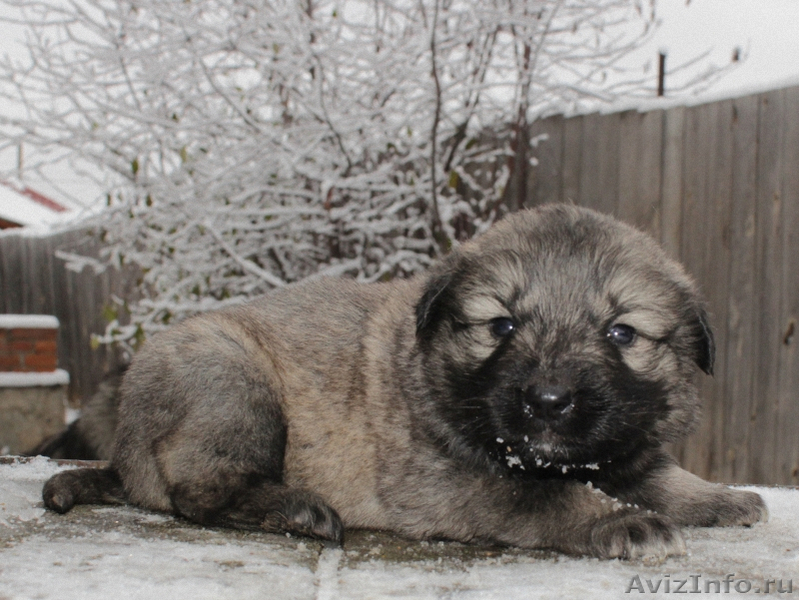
[416,264,458,342]
[693,307,715,375]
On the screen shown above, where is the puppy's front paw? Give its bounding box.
[590,513,685,559]
[264,490,344,543]
[706,488,768,527]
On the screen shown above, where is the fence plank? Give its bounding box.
[50,230,87,404]
[777,86,799,485]
[0,236,8,313]
[23,235,56,315]
[617,109,663,236]
[561,115,583,204]
[579,112,620,215]
[705,99,735,482]
[0,234,24,313]
[676,100,722,479]
[723,94,760,483]
[660,107,685,259]
[749,89,786,484]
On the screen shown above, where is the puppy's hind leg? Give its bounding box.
[43,467,125,513]
[163,443,344,542]
[152,384,343,543]
[207,481,344,542]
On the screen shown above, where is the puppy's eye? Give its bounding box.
[490,317,515,338]
[608,324,636,346]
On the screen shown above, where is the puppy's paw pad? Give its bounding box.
[278,494,344,543]
[592,513,685,560]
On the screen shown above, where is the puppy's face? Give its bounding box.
[415,205,714,473]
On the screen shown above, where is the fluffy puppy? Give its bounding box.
[42,204,767,559]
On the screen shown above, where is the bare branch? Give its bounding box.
[0,0,707,342]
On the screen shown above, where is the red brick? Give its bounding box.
[34,340,58,353]
[9,328,58,341]
[10,340,34,352]
[0,355,22,370]
[23,354,58,371]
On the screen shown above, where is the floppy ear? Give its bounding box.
[415,269,454,341]
[693,307,715,376]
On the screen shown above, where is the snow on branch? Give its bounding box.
[0,0,660,345]
[204,220,286,289]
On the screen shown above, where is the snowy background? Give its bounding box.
[1,4,798,597]
[1,0,799,227]
[3,0,799,347]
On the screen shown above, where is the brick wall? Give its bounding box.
[0,315,67,454]
[0,316,60,373]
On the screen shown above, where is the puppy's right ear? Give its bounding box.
[692,306,716,376]
[415,268,454,341]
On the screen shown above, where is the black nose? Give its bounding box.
[523,385,573,420]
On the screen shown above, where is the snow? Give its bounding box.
[0,181,71,228]
[0,369,70,387]
[0,458,796,600]
[0,315,60,329]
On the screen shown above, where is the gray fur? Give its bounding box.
[42,204,766,559]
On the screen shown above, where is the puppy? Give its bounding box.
[42,204,767,559]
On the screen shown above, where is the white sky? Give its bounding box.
[631,0,799,101]
[0,0,798,227]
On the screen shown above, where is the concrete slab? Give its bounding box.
[1,457,797,599]
[0,385,66,455]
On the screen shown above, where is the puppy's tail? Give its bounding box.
[26,421,99,461]
[42,467,126,514]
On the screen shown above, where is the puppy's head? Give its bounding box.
[415,204,713,472]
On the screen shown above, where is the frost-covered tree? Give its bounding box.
[0,0,657,348]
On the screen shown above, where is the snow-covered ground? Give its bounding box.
[0,457,796,600]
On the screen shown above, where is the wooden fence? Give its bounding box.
[2,84,798,484]
[522,85,799,486]
[0,228,132,405]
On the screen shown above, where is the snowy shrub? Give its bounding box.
[0,0,656,349]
